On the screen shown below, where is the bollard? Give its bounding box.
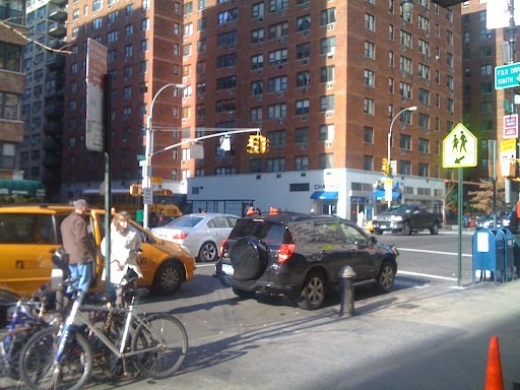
[338,265,356,317]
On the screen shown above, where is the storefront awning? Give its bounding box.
[373,189,401,201]
[310,191,338,200]
[0,180,45,197]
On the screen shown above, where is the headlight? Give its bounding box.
[391,216,403,221]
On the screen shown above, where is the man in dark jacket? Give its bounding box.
[60,199,96,293]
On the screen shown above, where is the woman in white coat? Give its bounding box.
[100,211,143,305]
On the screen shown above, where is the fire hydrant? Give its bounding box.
[339,265,356,317]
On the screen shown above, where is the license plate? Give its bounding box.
[380,225,387,229]
[221,263,234,276]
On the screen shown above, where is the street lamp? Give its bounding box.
[400,0,414,14]
[386,106,417,207]
[142,83,185,230]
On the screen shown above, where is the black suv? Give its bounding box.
[217,212,398,310]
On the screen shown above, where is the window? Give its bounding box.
[216,53,237,69]
[252,2,264,18]
[124,44,133,58]
[125,4,133,16]
[92,17,102,30]
[399,134,411,150]
[418,138,429,153]
[365,41,375,59]
[252,28,264,44]
[107,30,118,43]
[418,163,429,177]
[418,63,430,80]
[364,13,375,31]
[296,43,310,59]
[318,153,333,169]
[480,64,492,76]
[319,124,334,141]
[363,155,373,171]
[480,46,492,57]
[0,92,19,120]
[294,156,309,171]
[107,10,118,24]
[295,127,309,143]
[251,80,263,96]
[399,82,412,99]
[398,160,411,175]
[267,76,287,92]
[295,99,309,115]
[320,37,336,55]
[184,23,193,37]
[389,50,394,67]
[218,8,238,25]
[250,106,262,122]
[73,9,80,20]
[217,30,237,47]
[185,1,193,14]
[0,42,22,72]
[419,88,430,105]
[92,0,102,11]
[216,76,237,90]
[480,82,493,94]
[268,49,288,65]
[267,103,287,119]
[389,24,394,41]
[268,0,288,12]
[267,158,285,173]
[418,15,429,33]
[197,18,207,32]
[125,24,133,37]
[419,113,430,129]
[400,30,412,48]
[268,22,288,39]
[418,39,430,56]
[480,28,492,40]
[400,56,412,74]
[141,18,149,31]
[364,127,374,143]
[320,95,334,112]
[320,66,335,83]
[297,15,311,31]
[296,71,310,87]
[364,98,374,115]
[216,99,236,113]
[321,8,336,25]
[251,54,263,70]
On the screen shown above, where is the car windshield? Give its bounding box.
[389,205,413,214]
[165,215,203,228]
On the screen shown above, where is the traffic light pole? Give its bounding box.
[141,128,260,229]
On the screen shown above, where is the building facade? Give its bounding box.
[0,0,26,180]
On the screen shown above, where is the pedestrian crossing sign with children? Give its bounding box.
[442,123,477,168]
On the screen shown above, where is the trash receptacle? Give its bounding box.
[472,228,506,284]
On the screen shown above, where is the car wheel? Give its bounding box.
[297,271,327,310]
[430,222,439,235]
[230,238,268,280]
[232,287,256,299]
[376,260,395,293]
[402,222,412,236]
[198,241,218,262]
[374,229,383,235]
[154,260,183,295]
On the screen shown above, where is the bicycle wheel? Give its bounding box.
[132,314,188,379]
[0,326,39,379]
[19,326,93,390]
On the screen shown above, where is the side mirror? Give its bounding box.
[369,236,377,245]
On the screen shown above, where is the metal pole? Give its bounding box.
[103,74,112,291]
[387,106,417,208]
[506,0,516,204]
[457,167,463,287]
[143,83,184,230]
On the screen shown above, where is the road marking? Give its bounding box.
[398,270,457,282]
[398,247,472,257]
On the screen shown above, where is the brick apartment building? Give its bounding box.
[59,0,461,219]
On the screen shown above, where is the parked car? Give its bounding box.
[151,212,240,262]
[0,205,196,297]
[217,211,399,310]
[475,212,510,229]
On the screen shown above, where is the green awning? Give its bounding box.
[0,180,45,197]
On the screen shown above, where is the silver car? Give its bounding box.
[151,213,239,262]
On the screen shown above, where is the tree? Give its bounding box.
[467,179,506,214]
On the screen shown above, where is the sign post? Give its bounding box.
[442,123,478,288]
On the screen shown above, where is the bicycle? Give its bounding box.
[19,280,189,390]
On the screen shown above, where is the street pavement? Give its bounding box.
[81,278,520,389]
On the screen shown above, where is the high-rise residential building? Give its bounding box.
[461,1,516,185]
[60,0,461,220]
[20,0,67,201]
[186,0,462,219]
[61,0,184,201]
[0,0,27,180]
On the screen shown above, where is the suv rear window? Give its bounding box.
[229,219,292,245]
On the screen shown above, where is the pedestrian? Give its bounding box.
[246,206,255,216]
[60,199,96,294]
[158,210,165,226]
[357,207,365,228]
[100,211,143,306]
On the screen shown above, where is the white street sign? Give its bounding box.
[143,187,153,205]
[442,123,478,168]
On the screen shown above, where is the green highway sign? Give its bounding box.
[495,62,520,89]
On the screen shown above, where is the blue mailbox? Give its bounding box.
[501,228,515,281]
[472,228,506,284]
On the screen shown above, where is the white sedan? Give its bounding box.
[151,213,240,262]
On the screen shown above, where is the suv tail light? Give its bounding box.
[277,244,295,263]
[220,238,228,257]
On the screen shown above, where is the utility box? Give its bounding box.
[501,228,515,281]
[472,228,506,284]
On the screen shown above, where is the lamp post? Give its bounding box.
[142,83,185,230]
[386,106,417,208]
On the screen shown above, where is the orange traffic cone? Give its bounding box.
[485,336,504,390]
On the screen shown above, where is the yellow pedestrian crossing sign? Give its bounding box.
[442,123,477,168]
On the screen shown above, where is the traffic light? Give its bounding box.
[247,135,260,154]
[130,184,142,196]
[259,135,270,153]
[381,158,389,175]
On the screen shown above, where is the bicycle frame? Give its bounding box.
[55,289,162,366]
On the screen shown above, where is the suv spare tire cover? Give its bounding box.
[229,237,268,280]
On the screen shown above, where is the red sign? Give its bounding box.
[503,114,518,139]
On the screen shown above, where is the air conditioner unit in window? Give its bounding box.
[326,82,333,89]
[258,17,263,22]
[182,119,188,124]
[300,143,308,150]
[182,76,188,83]
[327,24,334,31]
[325,140,333,148]
[303,30,309,37]
[302,59,309,65]
[303,3,309,8]
[256,95,263,101]
[277,119,283,124]
[327,54,334,60]
[182,97,187,103]
[279,10,285,16]
[326,111,333,119]
[301,115,308,121]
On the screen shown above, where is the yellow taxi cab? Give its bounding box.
[0,204,196,298]
[365,219,375,233]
